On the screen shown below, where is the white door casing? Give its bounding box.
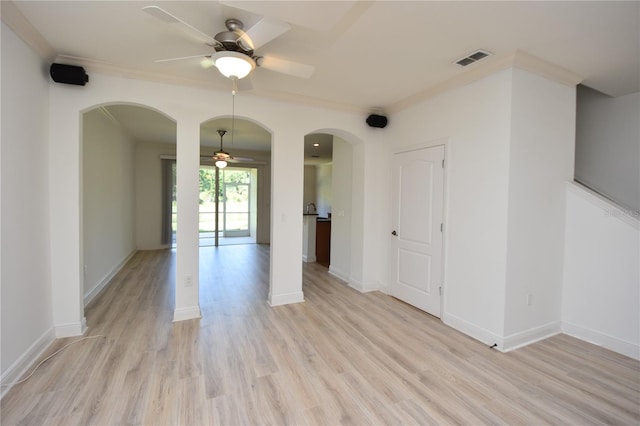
[390,145,445,317]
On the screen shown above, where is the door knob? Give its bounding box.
[391,230,397,236]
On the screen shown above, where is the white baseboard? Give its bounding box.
[328,266,349,283]
[443,315,561,352]
[1,327,55,399]
[173,306,202,322]
[136,244,172,250]
[84,249,137,306]
[442,312,504,350]
[55,317,87,338]
[348,278,379,293]
[268,291,305,306]
[562,321,640,360]
[502,321,561,352]
[302,254,316,263]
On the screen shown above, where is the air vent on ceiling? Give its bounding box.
[455,50,491,67]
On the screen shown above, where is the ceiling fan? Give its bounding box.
[204,129,255,168]
[143,5,315,80]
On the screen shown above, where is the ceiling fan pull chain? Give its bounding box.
[232,76,238,96]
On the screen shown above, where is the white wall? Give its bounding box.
[502,69,576,348]
[575,86,640,211]
[329,136,353,281]
[82,108,137,304]
[303,165,316,211]
[0,22,54,389]
[349,142,366,289]
[315,163,332,218]
[389,68,577,350]
[254,160,272,245]
[562,183,640,360]
[135,141,176,250]
[390,69,514,343]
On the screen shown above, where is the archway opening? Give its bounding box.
[302,131,355,283]
[81,103,176,306]
[199,116,272,247]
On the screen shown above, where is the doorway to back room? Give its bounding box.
[198,166,257,246]
[171,165,258,247]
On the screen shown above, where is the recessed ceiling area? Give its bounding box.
[201,117,270,150]
[304,134,333,165]
[96,104,271,152]
[99,104,176,145]
[98,105,334,162]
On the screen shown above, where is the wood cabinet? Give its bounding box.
[315,219,331,267]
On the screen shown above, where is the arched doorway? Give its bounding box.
[82,103,176,305]
[198,117,272,247]
[302,131,356,283]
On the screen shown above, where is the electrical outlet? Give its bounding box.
[185,275,192,287]
[526,294,532,306]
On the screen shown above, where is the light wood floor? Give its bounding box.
[2,245,639,425]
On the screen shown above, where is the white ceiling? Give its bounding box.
[5,1,639,156]
[9,1,639,106]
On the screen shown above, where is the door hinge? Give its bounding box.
[440,223,444,232]
[442,159,445,168]
[439,286,443,296]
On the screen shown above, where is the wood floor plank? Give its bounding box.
[2,244,639,425]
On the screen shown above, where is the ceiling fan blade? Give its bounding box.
[258,56,315,79]
[230,156,255,162]
[142,5,216,45]
[155,54,211,63]
[200,57,215,69]
[238,17,291,51]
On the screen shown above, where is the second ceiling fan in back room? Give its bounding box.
[207,128,255,169]
[201,78,257,168]
[143,5,315,82]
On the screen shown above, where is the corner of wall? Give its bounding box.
[502,67,575,344]
[54,317,87,338]
[268,291,305,307]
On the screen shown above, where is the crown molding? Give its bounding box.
[0,1,56,60]
[53,54,368,115]
[388,50,583,114]
[511,50,583,88]
[245,87,367,114]
[387,53,517,114]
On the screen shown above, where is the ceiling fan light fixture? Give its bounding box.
[211,51,255,79]
[215,159,228,168]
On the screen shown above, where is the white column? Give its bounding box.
[269,128,305,306]
[49,97,85,337]
[173,117,201,321]
[302,215,317,262]
[356,131,388,292]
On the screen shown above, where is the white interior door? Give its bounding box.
[390,145,445,317]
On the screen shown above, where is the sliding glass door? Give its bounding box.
[199,166,252,240]
[221,170,250,237]
[165,164,255,246]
